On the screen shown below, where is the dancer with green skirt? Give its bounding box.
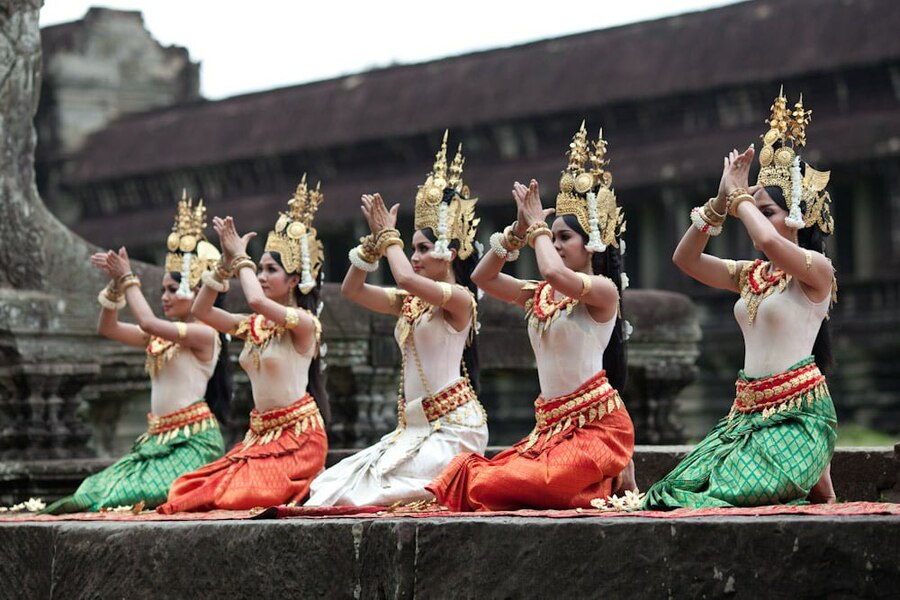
[44,194,227,514]
[643,90,838,509]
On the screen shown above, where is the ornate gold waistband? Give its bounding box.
[138,401,218,445]
[730,361,827,420]
[521,371,622,452]
[242,394,323,447]
[399,378,486,430]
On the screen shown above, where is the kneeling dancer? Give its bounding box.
[45,194,226,513]
[159,177,329,512]
[428,124,635,510]
[307,132,487,506]
[643,90,838,509]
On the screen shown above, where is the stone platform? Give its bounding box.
[2,514,898,598]
[3,445,898,506]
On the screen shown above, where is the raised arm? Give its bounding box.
[216,216,318,352]
[102,248,217,356]
[90,252,147,348]
[672,148,754,293]
[725,146,833,301]
[366,193,473,326]
[191,272,245,335]
[516,180,619,321]
[472,192,533,307]
[339,195,402,316]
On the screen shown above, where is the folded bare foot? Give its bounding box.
[612,460,637,495]
[808,462,836,504]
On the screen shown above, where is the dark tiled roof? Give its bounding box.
[68,0,900,183]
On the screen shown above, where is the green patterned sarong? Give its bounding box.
[43,401,225,514]
[643,357,837,509]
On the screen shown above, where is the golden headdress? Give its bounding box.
[265,174,325,293]
[756,88,834,233]
[556,122,626,252]
[164,190,220,298]
[414,130,480,260]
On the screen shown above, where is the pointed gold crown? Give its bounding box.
[556,122,625,250]
[265,174,325,291]
[756,88,833,233]
[164,190,220,289]
[414,130,480,260]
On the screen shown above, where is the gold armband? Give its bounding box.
[283,307,300,329]
[576,272,592,298]
[174,322,187,340]
[437,282,453,307]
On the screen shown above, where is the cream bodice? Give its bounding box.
[394,301,471,401]
[238,318,315,413]
[735,275,829,378]
[150,334,219,416]
[527,290,616,399]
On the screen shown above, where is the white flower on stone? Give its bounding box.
[619,239,626,256]
[620,272,630,290]
[590,489,644,512]
[3,497,46,512]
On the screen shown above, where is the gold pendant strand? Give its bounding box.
[740,260,791,324]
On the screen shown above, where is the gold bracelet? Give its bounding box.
[503,221,527,251]
[97,283,126,310]
[174,322,187,340]
[727,194,755,218]
[357,234,380,263]
[576,272,592,298]
[214,258,233,281]
[725,188,752,216]
[375,228,404,256]
[437,282,453,307]
[525,221,552,248]
[231,256,256,275]
[119,273,141,292]
[706,198,727,221]
[702,200,726,226]
[105,280,123,301]
[283,307,300,329]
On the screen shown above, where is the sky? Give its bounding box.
[40,1,744,100]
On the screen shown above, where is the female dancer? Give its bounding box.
[428,124,635,510]
[158,176,329,512]
[306,132,487,506]
[44,195,226,513]
[643,90,837,508]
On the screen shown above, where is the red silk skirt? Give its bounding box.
[427,371,634,511]
[158,395,327,513]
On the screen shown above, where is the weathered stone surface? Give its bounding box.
[0,516,897,599]
[0,522,53,599]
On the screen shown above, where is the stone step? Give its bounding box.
[2,515,898,598]
[2,445,897,506]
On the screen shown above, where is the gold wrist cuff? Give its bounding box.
[525,221,552,248]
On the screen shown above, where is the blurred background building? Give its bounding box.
[34,0,900,440]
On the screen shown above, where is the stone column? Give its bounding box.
[0,1,149,460]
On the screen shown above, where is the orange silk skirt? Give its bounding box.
[427,371,634,511]
[158,395,327,513]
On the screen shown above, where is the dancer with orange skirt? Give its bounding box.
[428,124,635,510]
[158,177,329,513]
